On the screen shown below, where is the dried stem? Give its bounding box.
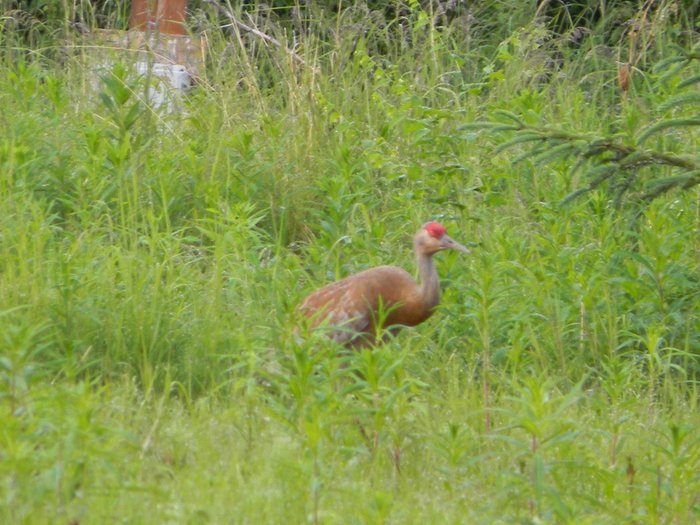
[201,0,319,73]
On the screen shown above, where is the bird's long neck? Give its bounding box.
[417,252,441,312]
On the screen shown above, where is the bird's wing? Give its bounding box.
[300,277,373,345]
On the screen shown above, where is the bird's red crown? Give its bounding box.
[424,222,446,239]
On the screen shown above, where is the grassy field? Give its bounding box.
[1,1,699,523]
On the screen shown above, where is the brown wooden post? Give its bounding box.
[129,0,188,35]
[157,0,188,35]
[129,0,155,31]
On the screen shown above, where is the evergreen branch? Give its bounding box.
[511,143,548,164]
[654,55,688,72]
[657,61,688,84]
[677,74,700,90]
[635,151,697,170]
[458,121,506,131]
[530,141,581,165]
[613,171,639,209]
[493,133,546,154]
[475,46,699,209]
[559,165,617,206]
[637,118,700,145]
[658,92,700,112]
[491,110,526,128]
[641,172,700,202]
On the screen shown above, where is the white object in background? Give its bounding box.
[134,62,191,112]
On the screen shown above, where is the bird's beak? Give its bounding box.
[440,234,470,253]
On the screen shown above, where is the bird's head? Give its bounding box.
[414,222,469,256]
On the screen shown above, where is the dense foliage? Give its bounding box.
[1,1,699,523]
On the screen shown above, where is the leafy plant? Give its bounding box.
[464,42,700,209]
[1,1,699,523]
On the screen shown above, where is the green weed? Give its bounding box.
[1,2,699,523]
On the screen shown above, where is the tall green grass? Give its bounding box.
[1,1,699,523]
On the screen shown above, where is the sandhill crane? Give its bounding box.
[299,222,468,348]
